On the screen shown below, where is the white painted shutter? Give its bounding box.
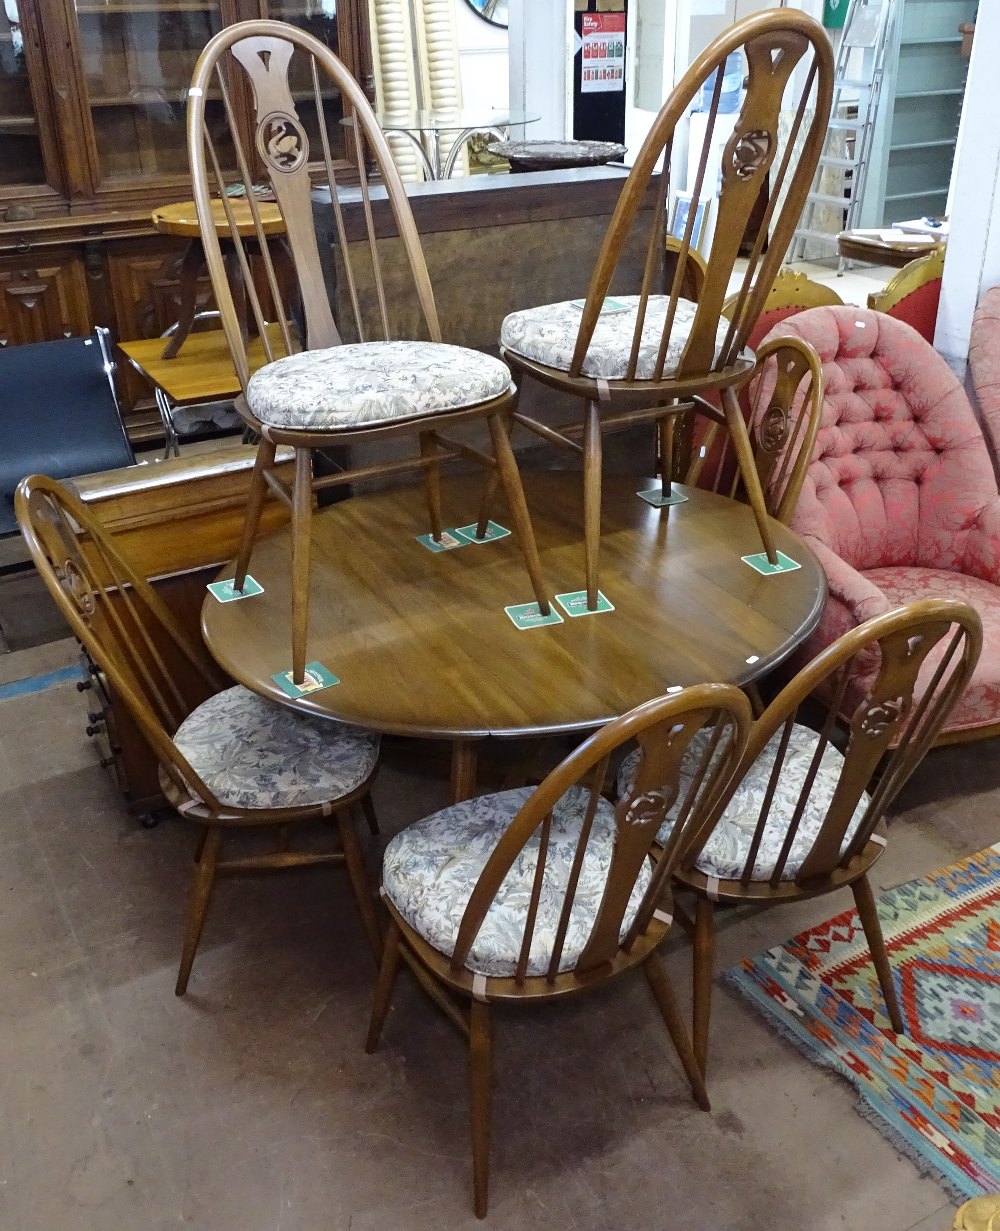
[366,0,467,181]
[368,0,423,181]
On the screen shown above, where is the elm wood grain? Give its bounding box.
[499,11,835,609]
[190,20,550,685]
[366,683,752,1217]
[201,472,826,794]
[675,599,982,1079]
[17,473,381,992]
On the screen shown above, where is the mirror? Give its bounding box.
[463,0,508,29]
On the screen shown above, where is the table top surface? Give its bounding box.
[838,227,945,268]
[151,198,285,239]
[375,108,540,133]
[118,323,282,403]
[202,473,826,741]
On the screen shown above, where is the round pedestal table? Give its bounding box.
[202,473,827,802]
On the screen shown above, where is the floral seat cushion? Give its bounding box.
[616,723,867,882]
[381,786,652,978]
[173,686,379,811]
[246,339,511,431]
[499,295,731,381]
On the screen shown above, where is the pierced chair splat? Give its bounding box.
[187,21,550,684]
[617,599,982,1080]
[16,474,384,997]
[685,333,825,527]
[365,683,753,1218]
[496,10,834,609]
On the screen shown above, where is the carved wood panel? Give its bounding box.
[0,250,92,347]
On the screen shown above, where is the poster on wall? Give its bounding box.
[581,13,625,94]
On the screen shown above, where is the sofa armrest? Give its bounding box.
[963,498,1000,584]
[804,536,892,626]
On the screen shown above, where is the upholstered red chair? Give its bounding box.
[867,246,945,345]
[969,285,1000,470]
[758,305,1000,742]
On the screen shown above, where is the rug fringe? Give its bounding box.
[723,973,969,1206]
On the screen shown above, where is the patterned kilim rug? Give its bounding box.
[727,844,1000,1200]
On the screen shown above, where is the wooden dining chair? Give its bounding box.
[16,473,384,996]
[685,333,825,527]
[187,21,550,685]
[365,683,753,1217]
[616,599,983,1079]
[496,10,834,609]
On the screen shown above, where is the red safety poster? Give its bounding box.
[581,13,625,94]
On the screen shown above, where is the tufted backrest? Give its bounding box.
[758,307,998,572]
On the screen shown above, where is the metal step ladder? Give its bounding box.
[789,0,895,266]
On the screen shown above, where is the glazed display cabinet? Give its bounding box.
[0,0,370,435]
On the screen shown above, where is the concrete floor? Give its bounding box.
[0,631,996,1231]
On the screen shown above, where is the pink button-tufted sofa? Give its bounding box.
[758,305,1000,741]
[970,285,1000,473]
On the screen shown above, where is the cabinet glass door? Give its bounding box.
[259,0,347,163]
[0,0,46,186]
[74,0,230,185]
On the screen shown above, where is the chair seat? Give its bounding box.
[616,723,867,883]
[381,786,652,978]
[499,295,731,381]
[173,685,379,811]
[864,567,1000,736]
[245,339,511,431]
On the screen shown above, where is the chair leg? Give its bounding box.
[693,896,715,1077]
[419,432,444,542]
[720,384,777,565]
[160,240,203,360]
[365,919,403,1053]
[176,825,222,997]
[851,873,905,1034]
[233,438,277,591]
[336,807,382,963]
[476,388,520,537]
[290,447,313,686]
[361,793,380,836]
[487,412,550,616]
[582,398,602,610]
[469,998,493,1219]
[644,952,711,1112]
[656,413,675,501]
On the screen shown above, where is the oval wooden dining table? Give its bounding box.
[201,472,827,801]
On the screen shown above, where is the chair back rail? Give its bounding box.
[572,10,833,385]
[678,600,982,890]
[187,20,442,392]
[450,685,753,984]
[14,475,228,812]
[686,335,824,525]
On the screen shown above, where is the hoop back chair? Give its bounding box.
[365,683,753,1217]
[498,10,834,609]
[16,474,383,995]
[685,333,825,526]
[618,600,982,1078]
[187,21,549,684]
